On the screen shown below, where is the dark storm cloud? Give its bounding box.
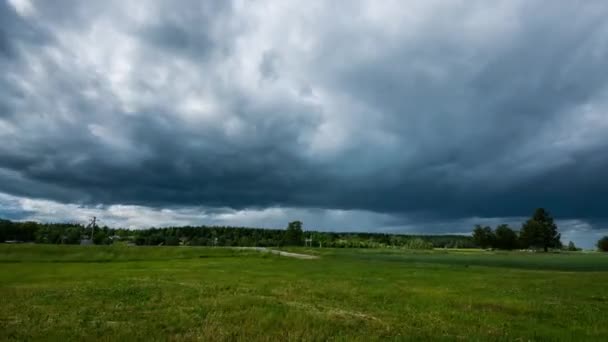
[0,28,12,57]
[1,0,608,230]
[0,2,25,57]
[137,0,232,59]
[0,1,50,55]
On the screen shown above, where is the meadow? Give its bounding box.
[1,245,607,341]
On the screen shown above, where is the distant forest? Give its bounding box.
[0,219,474,249]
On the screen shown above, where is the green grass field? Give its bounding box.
[1,245,607,341]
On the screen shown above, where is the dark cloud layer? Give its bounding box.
[1,0,608,234]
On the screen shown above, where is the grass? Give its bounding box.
[1,245,607,341]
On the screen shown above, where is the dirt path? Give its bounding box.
[235,247,319,259]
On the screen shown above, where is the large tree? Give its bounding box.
[519,208,561,252]
[284,221,304,246]
[472,225,495,249]
[494,224,518,250]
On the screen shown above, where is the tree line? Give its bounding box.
[472,208,596,252]
[0,218,473,248]
[4,209,607,251]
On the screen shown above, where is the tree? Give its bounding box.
[598,236,608,252]
[64,227,82,244]
[566,241,579,251]
[472,225,495,249]
[519,208,561,252]
[164,236,180,246]
[93,230,109,245]
[494,224,518,250]
[0,219,13,242]
[284,221,304,246]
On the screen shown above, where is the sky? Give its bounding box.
[1,0,608,248]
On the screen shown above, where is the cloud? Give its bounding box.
[1,1,608,243]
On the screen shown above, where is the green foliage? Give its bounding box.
[0,218,474,249]
[93,230,111,245]
[403,238,433,250]
[520,208,561,252]
[494,224,519,250]
[164,236,181,246]
[472,225,495,249]
[598,236,608,252]
[472,210,564,251]
[64,227,82,244]
[283,221,304,246]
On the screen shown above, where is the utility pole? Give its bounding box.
[81,216,98,245]
[89,216,97,241]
